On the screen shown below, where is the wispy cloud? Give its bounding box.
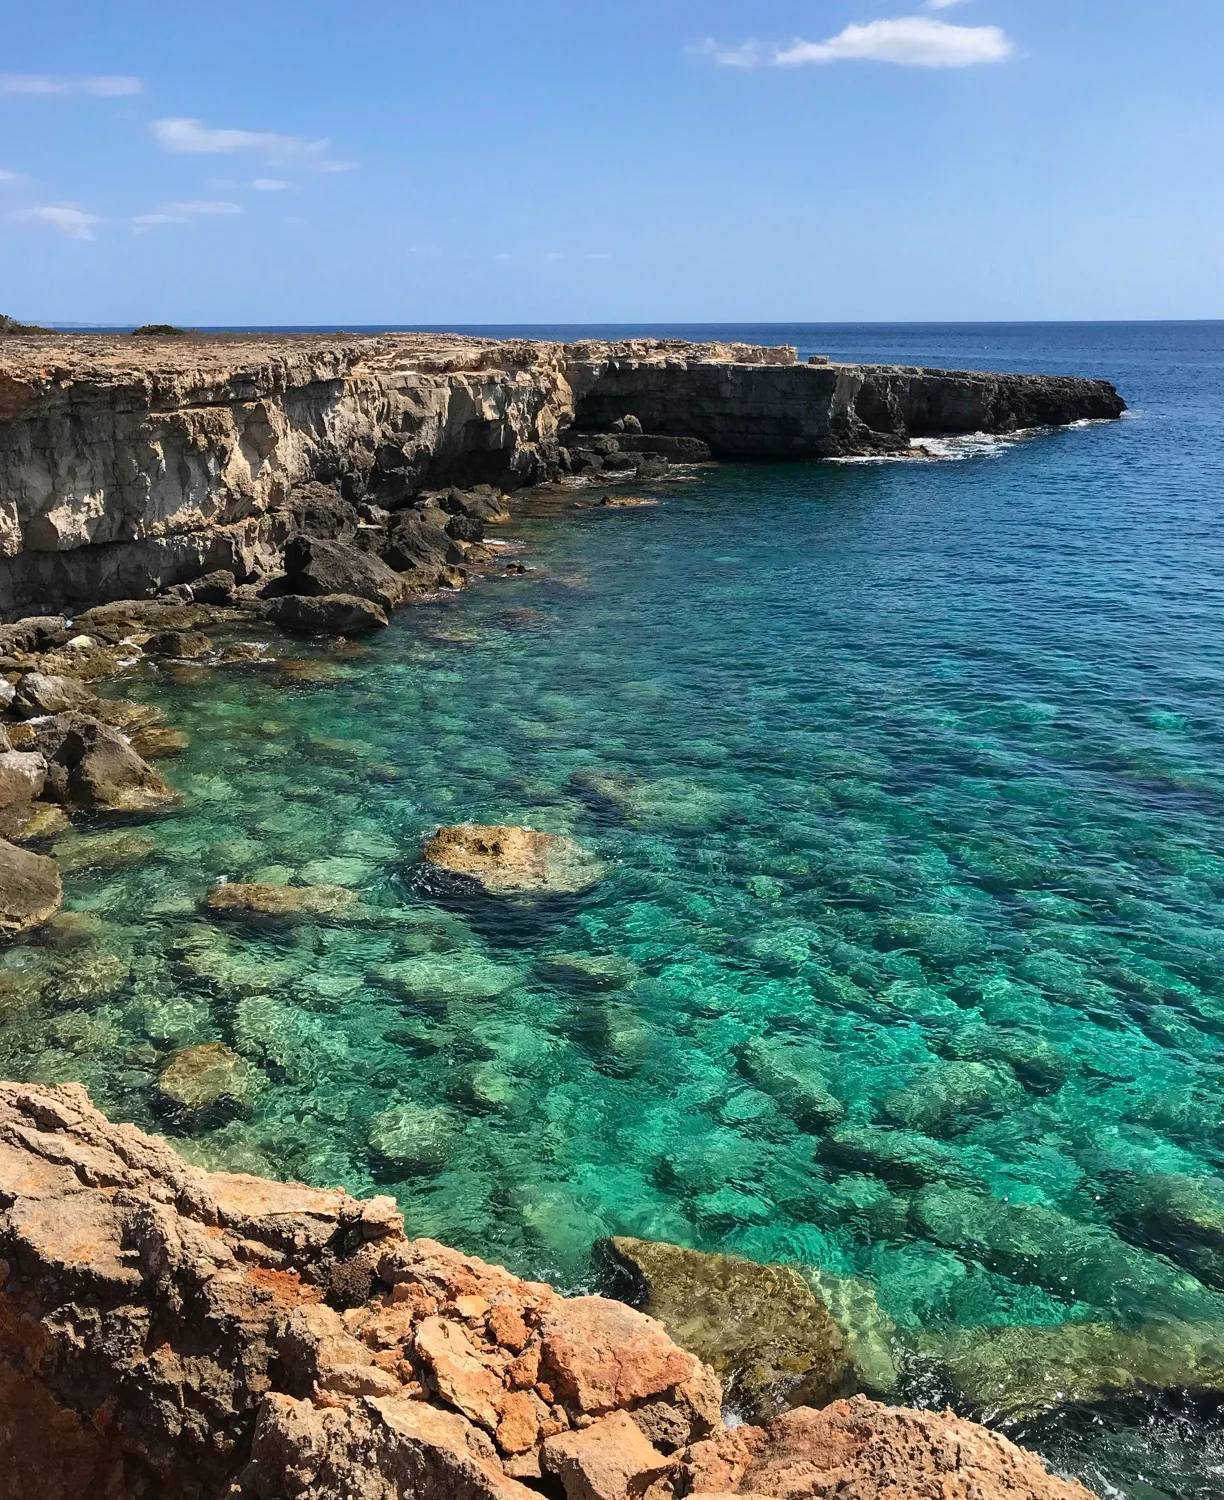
[152,117,352,171]
[0,169,18,184]
[250,177,289,191]
[0,74,141,97]
[927,0,971,9]
[16,205,100,240]
[701,16,1012,70]
[133,200,243,230]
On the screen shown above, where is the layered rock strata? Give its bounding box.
[0,1082,1099,1500]
[0,333,1124,617]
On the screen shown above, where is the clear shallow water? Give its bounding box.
[5,323,1224,1497]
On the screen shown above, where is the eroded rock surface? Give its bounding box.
[0,1083,1099,1500]
[422,824,606,895]
[0,332,1123,617]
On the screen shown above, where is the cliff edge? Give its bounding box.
[0,333,1124,617]
[0,1081,1097,1500]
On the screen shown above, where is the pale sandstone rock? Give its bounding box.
[156,1041,255,1115]
[0,836,62,932]
[206,880,358,922]
[423,823,606,895]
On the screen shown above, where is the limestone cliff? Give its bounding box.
[0,333,1124,618]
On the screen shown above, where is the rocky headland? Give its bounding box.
[0,331,1124,617]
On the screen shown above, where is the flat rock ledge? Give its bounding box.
[0,1082,1097,1500]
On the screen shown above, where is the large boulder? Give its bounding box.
[12,672,97,718]
[382,509,459,571]
[601,1238,855,1422]
[0,749,47,809]
[735,1036,844,1131]
[283,535,407,612]
[422,824,606,895]
[0,837,62,932]
[31,712,174,812]
[266,593,389,635]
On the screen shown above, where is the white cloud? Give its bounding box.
[250,177,289,191]
[703,16,1012,70]
[0,74,140,97]
[16,205,100,240]
[927,0,971,8]
[133,200,243,229]
[0,169,18,184]
[152,117,336,167]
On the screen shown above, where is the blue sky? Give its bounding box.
[2,1,1222,325]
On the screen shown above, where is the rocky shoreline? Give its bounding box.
[0,331,1124,618]
[0,335,1132,1497]
[0,1081,1097,1500]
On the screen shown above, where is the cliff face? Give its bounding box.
[0,334,1125,617]
[0,1082,1098,1500]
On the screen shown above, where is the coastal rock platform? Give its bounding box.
[0,1081,1098,1500]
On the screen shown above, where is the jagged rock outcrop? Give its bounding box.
[0,333,1124,617]
[0,1083,1099,1500]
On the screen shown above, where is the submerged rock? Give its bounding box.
[0,800,70,842]
[422,824,606,895]
[156,1042,255,1116]
[1111,1172,1224,1289]
[0,836,62,933]
[917,1318,1224,1419]
[818,1125,984,1190]
[206,881,358,923]
[882,1060,1021,1137]
[32,712,174,812]
[910,1185,1224,1323]
[534,951,640,991]
[735,1035,844,1131]
[366,1101,456,1175]
[370,952,523,1005]
[602,1237,855,1421]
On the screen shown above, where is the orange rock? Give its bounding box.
[489,1301,531,1353]
[496,1389,543,1454]
[540,1296,696,1415]
[686,1398,1099,1500]
[415,1314,505,1432]
[456,1294,492,1320]
[542,1409,675,1500]
[508,1344,541,1389]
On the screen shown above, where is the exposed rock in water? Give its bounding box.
[129,724,191,759]
[205,880,358,923]
[30,711,174,812]
[0,800,69,842]
[282,534,408,613]
[266,592,390,635]
[601,1237,856,1421]
[0,747,47,808]
[422,823,606,895]
[142,627,212,658]
[156,1041,255,1117]
[0,836,62,932]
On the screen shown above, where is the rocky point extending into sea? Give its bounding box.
[0,330,1127,1499]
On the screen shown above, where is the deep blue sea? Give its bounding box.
[9,323,1224,1498]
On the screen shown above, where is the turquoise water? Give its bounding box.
[5,324,1224,1497]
